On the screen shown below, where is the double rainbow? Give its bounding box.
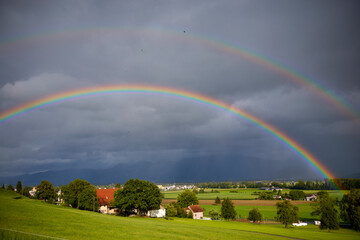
[0,85,339,189]
[1,28,359,124]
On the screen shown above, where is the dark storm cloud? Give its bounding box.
[0,0,359,181]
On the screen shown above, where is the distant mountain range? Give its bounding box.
[1,158,357,186]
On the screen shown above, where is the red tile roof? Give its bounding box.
[189,205,204,213]
[96,188,120,206]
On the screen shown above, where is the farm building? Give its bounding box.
[96,188,120,214]
[305,194,317,201]
[147,205,166,218]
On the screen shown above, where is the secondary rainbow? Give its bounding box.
[1,28,359,124]
[0,85,340,188]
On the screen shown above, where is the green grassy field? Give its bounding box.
[1,189,359,240]
[163,188,260,200]
[201,204,320,221]
[162,188,346,200]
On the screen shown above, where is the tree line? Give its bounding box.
[196,179,360,190]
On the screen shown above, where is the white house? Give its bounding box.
[29,187,37,197]
[292,222,308,226]
[147,205,166,218]
[305,194,317,201]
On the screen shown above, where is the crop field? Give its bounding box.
[162,188,346,200]
[1,189,359,240]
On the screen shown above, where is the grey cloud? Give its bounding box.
[0,0,359,181]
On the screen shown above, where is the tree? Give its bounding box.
[209,209,219,220]
[7,184,14,191]
[276,200,299,228]
[340,189,360,231]
[36,180,56,203]
[177,189,199,208]
[16,181,22,194]
[311,192,339,231]
[289,190,306,200]
[165,201,187,218]
[165,203,178,217]
[1,184,4,189]
[115,183,122,188]
[259,192,273,200]
[187,210,193,218]
[248,208,262,222]
[221,198,236,221]
[61,179,98,211]
[114,179,162,216]
[215,196,221,205]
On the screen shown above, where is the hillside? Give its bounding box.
[0,189,359,240]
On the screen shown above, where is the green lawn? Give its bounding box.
[162,188,347,200]
[1,189,359,240]
[201,204,320,221]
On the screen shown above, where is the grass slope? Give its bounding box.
[1,189,359,240]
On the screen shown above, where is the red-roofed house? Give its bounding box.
[97,188,120,214]
[185,205,204,219]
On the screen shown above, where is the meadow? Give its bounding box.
[1,189,359,240]
[201,204,319,221]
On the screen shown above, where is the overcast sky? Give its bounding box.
[0,0,359,181]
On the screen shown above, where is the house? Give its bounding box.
[97,188,120,214]
[185,205,204,219]
[273,195,282,200]
[147,205,166,218]
[55,189,64,205]
[29,187,37,197]
[305,194,317,201]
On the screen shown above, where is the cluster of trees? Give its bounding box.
[2,181,33,198]
[290,180,335,190]
[340,189,360,231]
[333,179,360,190]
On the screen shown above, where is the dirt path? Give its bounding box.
[162,199,309,206]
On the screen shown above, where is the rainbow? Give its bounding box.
[0,85,340,189]
[1,28,359,124]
